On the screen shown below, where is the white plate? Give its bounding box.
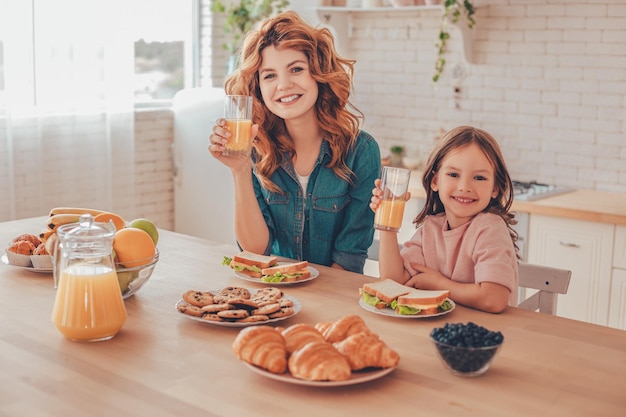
[243,362,396,387]
[175,290,301,328]
[234,264,319,286]
[358,297,455,318]
[1,253,53,274]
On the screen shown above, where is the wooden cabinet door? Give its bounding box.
[527,215,614,325]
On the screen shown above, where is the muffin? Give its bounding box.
[6,240,36,266]
[11,233,42,248]
[31,243,53,269]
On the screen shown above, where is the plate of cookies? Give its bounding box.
[175,286,301,327]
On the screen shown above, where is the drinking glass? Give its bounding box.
[223,95,253,156]
[374,166,411,232]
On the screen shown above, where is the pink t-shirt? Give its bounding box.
[400,212,519,305]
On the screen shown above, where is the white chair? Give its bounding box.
[518,262,571,315]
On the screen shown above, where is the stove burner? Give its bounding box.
[512,180,574,201]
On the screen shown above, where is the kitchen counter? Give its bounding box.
[511,189,626,226]
[1,217,626,416]
[407,170,626,226]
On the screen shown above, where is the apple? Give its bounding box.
[128,218,159,245]
[117,271,134,293]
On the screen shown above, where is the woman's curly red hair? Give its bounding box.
[224,11,362,192]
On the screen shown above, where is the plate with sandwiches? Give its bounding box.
[223,250,319,285]
[359,279,455,318]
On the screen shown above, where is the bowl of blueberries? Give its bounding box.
[430,322,504,377]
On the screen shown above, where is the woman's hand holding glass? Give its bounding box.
[209,118,259,172]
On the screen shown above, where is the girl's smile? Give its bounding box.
[431,143,498,229]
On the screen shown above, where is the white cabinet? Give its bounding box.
[527,215,614,326]
[609,226,626,329]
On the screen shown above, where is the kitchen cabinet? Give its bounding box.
[609,226,626,329]
[527,215,614,326]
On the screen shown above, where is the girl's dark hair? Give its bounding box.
[224,11,361,192]
[415,126,519,257]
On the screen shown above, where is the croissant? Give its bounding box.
[232,326,288,374]
[333,332,400,371]
[317,314,375,343]
[281,323,326,354]
[288,341,352,381]
[314,321,332,335]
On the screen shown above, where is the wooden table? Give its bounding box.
[1,217,625,416]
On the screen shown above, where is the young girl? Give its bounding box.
[370,126,519,313]
[209,11,381,274]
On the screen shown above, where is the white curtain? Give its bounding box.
[0,0,136,221]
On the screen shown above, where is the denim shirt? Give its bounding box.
[251,130,381,273]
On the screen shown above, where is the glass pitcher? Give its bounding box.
[51,214,127,342]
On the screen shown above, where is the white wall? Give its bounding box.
[290,0,626,193]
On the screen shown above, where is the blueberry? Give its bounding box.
[431,322,504,374]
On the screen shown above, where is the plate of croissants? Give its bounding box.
[232,314,399,386]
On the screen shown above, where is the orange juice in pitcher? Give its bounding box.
[51,214,126,342]
[52,264,126,342]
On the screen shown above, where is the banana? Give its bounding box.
[39,228,55,243]
[48,207,106,217]
[47,214,81,231]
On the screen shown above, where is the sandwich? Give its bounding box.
[261,260,310,283]
[223,250,278,278]
[360,279,412,309]
[360,279,452,315]
[392,288,452,315]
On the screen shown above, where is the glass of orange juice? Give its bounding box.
[51,215,127,342]
[374,166,411,232]
[223,95,253,156]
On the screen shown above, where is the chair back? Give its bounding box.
[518,262,571,315]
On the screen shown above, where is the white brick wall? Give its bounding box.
[336,0,625,193]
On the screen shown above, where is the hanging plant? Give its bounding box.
[433,0,476,83]
[211,0,290,54]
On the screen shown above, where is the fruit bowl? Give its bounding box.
[115,249,159,299]
[430,322,504,377]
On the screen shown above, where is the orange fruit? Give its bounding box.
[94,212,126,231]
[113,227,156,268]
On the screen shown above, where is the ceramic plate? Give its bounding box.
[175,290,301,328]
[1,253,53,274]
[234,264,319,286]
[242,362,396,387]
[358,298,455,318]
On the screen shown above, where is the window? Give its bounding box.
[129,0,195,104]
[0,0,195,110]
